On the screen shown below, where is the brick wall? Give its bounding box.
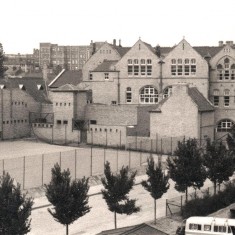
[150,84,199,139]
[0,89,40,139]
[85,104,137,126]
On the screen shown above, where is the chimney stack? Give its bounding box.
[226,41,233,46]
[119,39,121,47]
[219,41,223,47]
[113,39,116,46]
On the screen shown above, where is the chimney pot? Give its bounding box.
[119,39,121,47]
[219,41,223,47]
[113,39,116,46]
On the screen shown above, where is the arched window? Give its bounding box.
[126,87,132,103]
[171,59,176,64]
[216,57,235,80]
[140,86,158,104]
[217,119,234,132]
[163,86,172,99]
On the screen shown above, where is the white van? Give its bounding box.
[183,217,235,235]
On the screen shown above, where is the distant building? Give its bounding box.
[39,41,104,70]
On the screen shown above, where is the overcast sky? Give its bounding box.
[1,0,235,54]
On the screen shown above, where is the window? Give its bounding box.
[63,120,68,125]
[217,119,234,132]
[104,73,109,80]
[214,226,226,233]
[127,58,152,77]
[163,86,172,99]
[111,101,117,105]
[57,120,62,124]
[171,58,196,76]
[189,224,201,230]
[90,120,97,124]
[213,89,219,106]
[140,86,158,104]
[134,66,139,76]
[128,66,133,76]
[126,87,132,103]
[204,225,211,231]
[147,66,152,76]
[89,73,93,80]
[217,58,235,80]
[224,89,230,107]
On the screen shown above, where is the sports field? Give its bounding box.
[0,140,154,190]
[0,140,79,160]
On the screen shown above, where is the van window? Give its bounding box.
[214,226,226,233]
[189,224,201,230]
[204,225,211,231]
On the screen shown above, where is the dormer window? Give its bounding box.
[19,84,26,90]
[37,84,44,90]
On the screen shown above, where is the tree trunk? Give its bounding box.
[66,224,69,235]
[214,181,216,195]
[218,183,221,192]
[154,199,156,225]
[114,212,117,229]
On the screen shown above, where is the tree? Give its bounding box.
[203,139,234,194]
[45,164,90,235]
[167,138,206,202]
[0,43,7,78]
[101,161,140,229]
[141,157,169,224]
[0,172,34,234]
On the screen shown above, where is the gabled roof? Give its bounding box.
[193,46,223,58]
[53,84,79,92]
[143,41,156,54]
[49,70,83,88]
[0,77,51,104]
[188,87,214,112]
[92,60,118,72]
[109,44,131,57]
[97,223,167,235]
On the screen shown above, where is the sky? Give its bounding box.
[1,0,235,54]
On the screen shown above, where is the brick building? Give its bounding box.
[2,38,235,147]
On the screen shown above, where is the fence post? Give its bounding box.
[59,152,62,167]
[90,145,93,176]
[151,139,153,153]
[135,132,137,150]
[166,199,168,216]
[120,130,122,148]
[117,146,118,172]
[23,156,25,190]
[129,144,131,168]
[161,138,163,154]
[51,126,54,144]
[140,141,142,166]
[2,159,4,174]
[104,147,106,167]
[171,137,173,155]
[42,154,44,186]
[180,195,183,215]
[75,150,77,180]
[156,133,158,153]
[106,130,108,147]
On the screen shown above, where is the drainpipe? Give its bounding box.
[117,71,120,105]
[158,59,165,101]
